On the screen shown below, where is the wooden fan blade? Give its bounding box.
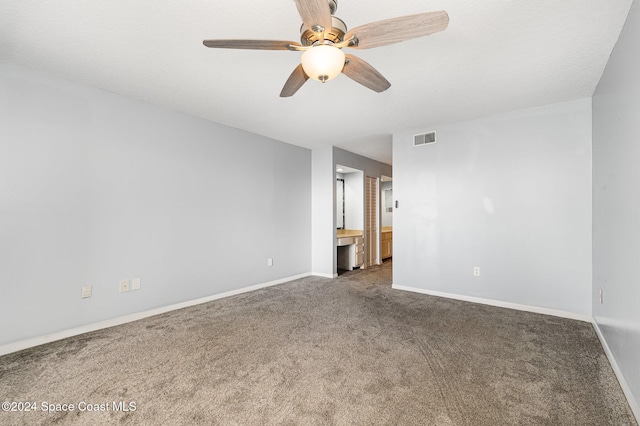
[345,11,449,49]
[203,39,302,51]
[280,64,310,97]
[342,54,390,93]
[293,0,332,33]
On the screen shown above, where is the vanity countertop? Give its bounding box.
[382,226,392,234]
[337,229,363,238]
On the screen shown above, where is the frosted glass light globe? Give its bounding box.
[301,45,345,83]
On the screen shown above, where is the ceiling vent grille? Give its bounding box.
[414,131,436,147]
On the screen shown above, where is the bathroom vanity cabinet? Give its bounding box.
[381,227,392,260]
[337,230,364,270]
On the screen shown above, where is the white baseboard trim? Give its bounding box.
[391,284,593,323]
[592,320,640,423]
[312,272,337,279]
[0,272,312,357]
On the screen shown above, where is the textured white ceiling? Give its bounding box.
[0,0,633,165]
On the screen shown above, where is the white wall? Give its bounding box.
[311,146,335,277]
[344,171,363,230]
[0,63,311,346]
[592,0,640,416]
[393,98,592,316]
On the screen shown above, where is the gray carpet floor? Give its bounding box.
[0,260,636,425]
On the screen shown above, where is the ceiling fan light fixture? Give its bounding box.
[301,45,345,83]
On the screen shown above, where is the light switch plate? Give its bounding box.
[81,285,92,299]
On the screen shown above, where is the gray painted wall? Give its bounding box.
[334,147,392,181]
[593,0,640,413]
[311,146,335,277]
[393,98,592,315]
[0,63,311,346]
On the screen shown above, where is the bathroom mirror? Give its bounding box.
[336,178,345,229]
[384,189,393,213]
[381,178,393,227]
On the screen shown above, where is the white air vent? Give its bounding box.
[414,131,436,147]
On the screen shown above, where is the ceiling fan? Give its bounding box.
[203,0,449,97]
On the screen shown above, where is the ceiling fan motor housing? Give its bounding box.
[300,16,347,46]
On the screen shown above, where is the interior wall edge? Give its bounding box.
[592,320,640,423]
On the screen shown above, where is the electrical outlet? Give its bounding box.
[119,279,130,293]
[473,267,480,277]
[132,278,141,290]
[81,285,92,299]
[267,258,273,267]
